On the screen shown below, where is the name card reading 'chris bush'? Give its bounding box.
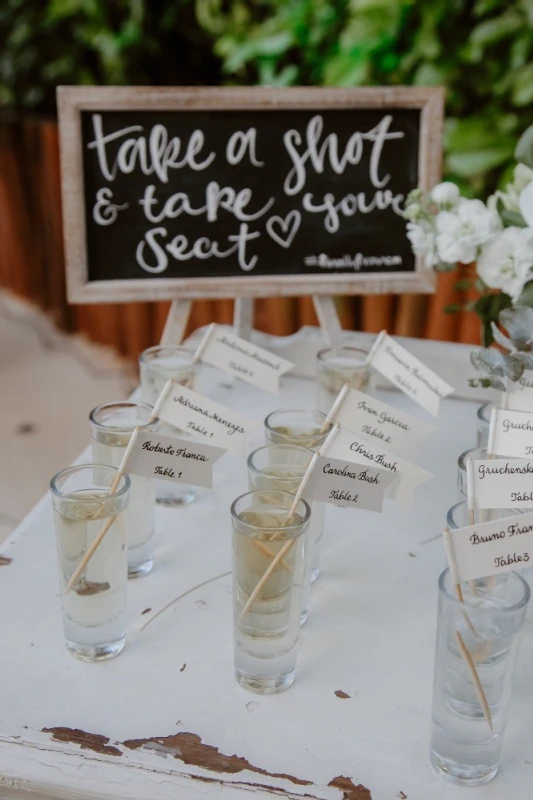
[325,427,432,509]
[158,384,258,455]
[505,369,533,413]
[467,459,533,510]
[445,510,533,583]
[200,328,294,394]
[369,332,453,416]
[307,455,398,512]
[488,407,533,458]
[331,388,436,457]
[128,431,225,488]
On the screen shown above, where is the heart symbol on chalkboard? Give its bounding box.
[266,210,301,249]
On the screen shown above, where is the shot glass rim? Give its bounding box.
[247,443,314,480]
[89,400,156,434]
[50,463,131,503]
[439,566,530,613]
[139,344,196,367]
[231,489,311,534]
[264,407,332,437]
[477,401,494,424]
[317,343,370,363]
[447,500,522,530]
[457,446,488,473]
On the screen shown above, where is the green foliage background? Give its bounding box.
[2,0,533,198]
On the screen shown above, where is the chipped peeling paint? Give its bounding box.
[334,690,350,699]
[43,727,122,757]
[0,556,12,566]
[329,776,372,800]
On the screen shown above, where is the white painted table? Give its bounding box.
[1,341,532,800]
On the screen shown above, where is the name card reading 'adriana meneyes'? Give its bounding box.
[368,331,453,416]
[158,384,259,455]
[505,369,533,413]
[306,455,398,512]
[330,388,436,457]
[488,407,533,458]
[467,459,533,510]
[128,431,225,488]
[200,327,294,394]
[324,427,432,509]
[444,510,533,583]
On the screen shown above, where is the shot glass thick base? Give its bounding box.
[128,557,154,578]
[236,667,295,694]
[66,634,125,662]
[156,483,196,506]
[430,747,498,786]
[311,565,320,583]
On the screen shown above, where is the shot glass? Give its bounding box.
[247,444,315,624]
[139,344,198,506]
[90,401,156,578]
[477,402,494,448]
[316,343,374,413]
[457,447,488,500]
[231,489,310,694]
[50,464,130,661]
[264,408,330,582]
[430,568,530,785]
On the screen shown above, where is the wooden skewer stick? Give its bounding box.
[65,379,175,595]
[320,383,349,432]
[253,540,292,573]
[192,322,217,364]
[240,426,340,619]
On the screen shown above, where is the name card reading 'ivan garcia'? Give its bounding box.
[128,431,225,488]
[331,388,435,457]
[200,328,294,394]
[369,332,453,417]
[467,459,533,510]
[488,407,533,458]
[445,510,533,583]
[307,456,398,512]
[158,384,258,455]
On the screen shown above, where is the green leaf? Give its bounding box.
[512,64,533,106]
[500,209,528,227]
[454,278,472,291]
[446,146,516,177]
[444,303,461,314]
[516,281,533,309]
[515,124,533,169]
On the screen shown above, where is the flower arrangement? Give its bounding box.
[469,306,533,390]
[403,125,533,345]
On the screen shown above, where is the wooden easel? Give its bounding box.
[159,296,343,345]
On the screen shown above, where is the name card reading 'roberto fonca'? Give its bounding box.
[444,510,533,583]
[200,328,294,394]
[467,459,533,510]
[325,427,432,509]
[306,455,398,511]
[505,369,533,413]
[128,431,225,488]
[330,388,436,457]
[158,384,258,455]
[369,332,453,416]
[488,407,533,458]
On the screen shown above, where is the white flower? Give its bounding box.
[406,220,438,266]
[404,202,423,221]
[488,164,533,215]
[519,181,533,227]
[435,198,501,264]
[431,182,460,208]
[477,227,533,302]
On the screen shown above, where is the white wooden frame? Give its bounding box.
[57,86,444,305]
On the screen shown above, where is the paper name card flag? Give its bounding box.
[158,384,259,455]
[200,326,294,394]
[128,431,225,488]
[306,454,398,512]
[488,407,533,458]
[330,388,436,457]
[325,427,432,509]
[505,369,533,412]
[467,459,533,510]
[368,331,454,416]
[444,510,533,583]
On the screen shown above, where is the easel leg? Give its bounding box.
[233,297,254,339]
[312,296,343,344]
[159,300,193,345]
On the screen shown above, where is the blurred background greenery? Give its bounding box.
[2,0,533,198]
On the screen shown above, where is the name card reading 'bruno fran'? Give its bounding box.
[445,510,533,583]
[200,327,294,394]
[369,332,454,417]
[306,455,398,512]
[158,384,259,455]
[330,388,436,457]
[467,459,533,510]
[128,431,225,488]
[488,407,533,458]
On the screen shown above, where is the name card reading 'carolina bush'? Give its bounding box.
[128,431,225,488]
[488,408,533,457]
[445,510,533,583]
[306,455,398,511]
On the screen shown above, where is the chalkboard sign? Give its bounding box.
[58,87,443,303]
